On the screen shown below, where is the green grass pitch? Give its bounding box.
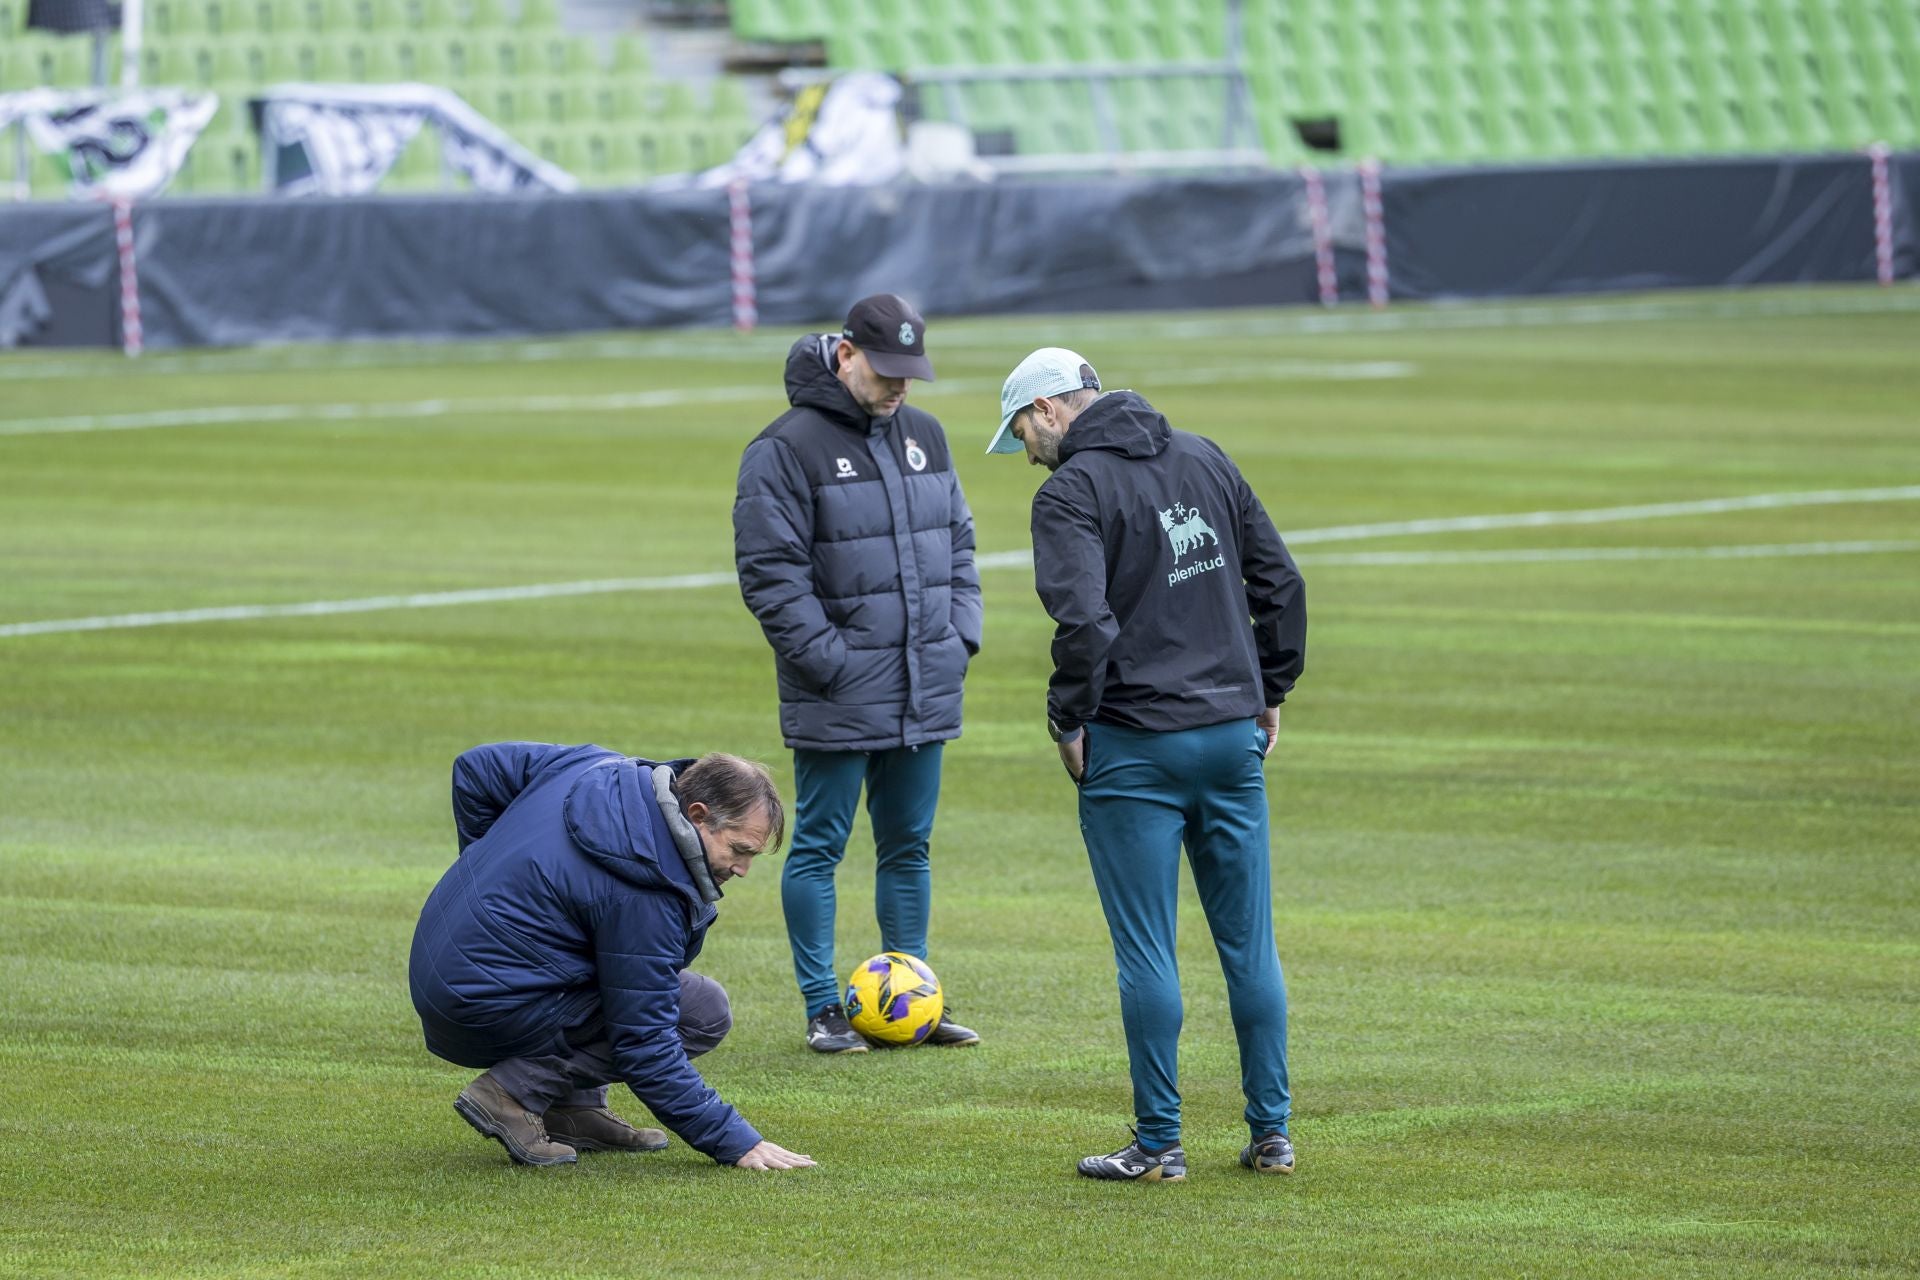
[1,287,1916,1278]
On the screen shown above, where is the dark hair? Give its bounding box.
[677,754,786,854]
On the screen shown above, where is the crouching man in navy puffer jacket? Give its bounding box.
[409,741,814,1171]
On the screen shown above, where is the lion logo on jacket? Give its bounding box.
[1159,503,1218,561]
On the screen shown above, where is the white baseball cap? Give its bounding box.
[987,347,1101,455]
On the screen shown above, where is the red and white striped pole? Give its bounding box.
[727,176,757,333]
[1299,164,1338,307]
[1359,157,1389,309]
[111,199,144,358]
[1866,141,1894,287]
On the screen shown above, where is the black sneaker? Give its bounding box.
[1077,1131,1187,1182]
[923,1007,980,1047]
[1240,1131,1295,1175]
[805,1003,869,1054]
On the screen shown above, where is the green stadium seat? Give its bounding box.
[393,37,448,82]
[587,77,646,123]
[607,35,650,75]
[635,122,691,177]
[35,33,95,87]
[517,32,593,77]
[31,141,71,198]
[137,42,189,88]
[470,77,521,124]
[384,133,442,191]
[466,0,510,31]
[416,0,462,30]
[598,128,643,184]
[689,120,735,172]
[191,123,260,193]
[265,0,301,33]
[654,81,698,121]
[538,77,584,123]
[0,39,40,91]
[293,0,356,34]
[150,0,211,39]
[1846,1,1919,140]
[709,77,754,127]
[444,35,503,80]
[519,0,563,31]
[202,0,255,36]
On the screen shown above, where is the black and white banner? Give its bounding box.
[678,71,906,189]
[0,88,217,199]
[254,83,575,196]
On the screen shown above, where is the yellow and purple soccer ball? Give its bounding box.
[844,951,944,1046]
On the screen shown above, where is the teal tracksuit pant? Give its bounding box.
[1076,718,1290,1149]
[783,744,944,1017]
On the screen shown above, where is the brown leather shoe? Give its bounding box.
[453,1072,577,1166]
[544,1106,670,1153]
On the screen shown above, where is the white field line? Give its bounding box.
[0,362,1412,438]
[1283,485,1920,543]
[1302,539,1920,566]
[4,485,1916,641]
[0,574,741,638]
[2,286,1916,381]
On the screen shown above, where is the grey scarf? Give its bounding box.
[651,765,722,904]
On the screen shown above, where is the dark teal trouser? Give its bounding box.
[1076,718,1290,1150]
[783,744,944,1017]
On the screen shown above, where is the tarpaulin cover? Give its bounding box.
[1383,153,1907,297]
[0,152,1911,350]
[0,201,116,347]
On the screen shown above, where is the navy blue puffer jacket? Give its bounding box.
[733,336,983,751]
[407,742,760,1164]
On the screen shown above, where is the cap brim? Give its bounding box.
[985,408,1026,455]
[866,350,936,381]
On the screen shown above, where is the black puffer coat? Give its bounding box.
[733,336,982,751]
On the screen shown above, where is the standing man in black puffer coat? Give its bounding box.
[733,294,983,1055]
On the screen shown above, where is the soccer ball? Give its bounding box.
[844,951,944,1046]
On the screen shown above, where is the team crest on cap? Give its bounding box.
[905,437,928,472]
[899,322,916,346]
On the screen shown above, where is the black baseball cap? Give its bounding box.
[841,293,936,382]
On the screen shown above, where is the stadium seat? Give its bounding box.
[518,32,592,77]
[518,0,562,31]
[466,0,509,31]
[444,35,503,81]
[634,123,690,177]
[149,0,210,40]
[471,78,520,124]
[744,0,835,43]
[607,35,650,75]
[361,0,407,30]
[38,33,95,87]
[709,76,754,127]
[384,132,442,190]
[0,40,38,91]
[211,0,265,36]
[599,128,642,183]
